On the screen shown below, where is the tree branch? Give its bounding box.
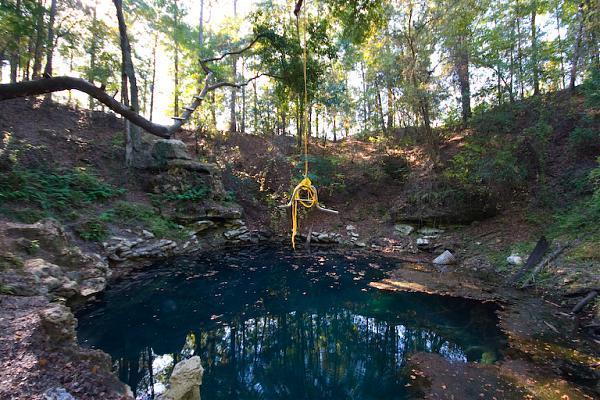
[0,35,268,138]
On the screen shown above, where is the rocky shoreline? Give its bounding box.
[1,215,598,400]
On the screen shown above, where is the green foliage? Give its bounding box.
[292,155,344,189]
[569,126,599,153]
[548,158,600,238]
[76,218,109,242]
[0,168,124,213]
[106,201,183,239]
[581,67,600,109]
[161,186,211,202]
[445,139,526,196]
[471,102,519,135]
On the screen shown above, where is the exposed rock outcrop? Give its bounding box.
[157,356,204,400]
[0,219,110,300]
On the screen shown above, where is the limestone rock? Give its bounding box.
[433,250,457,265]
[394,224,414,236]
[418,227,445,235]
[416,237,430,247]
[506,254,524,266]
[193,220,216,233]
[43,387,76,400]
[158,356,204,400]
[152,139,192,162]
[39,304,77,344]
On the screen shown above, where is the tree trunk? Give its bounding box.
[32,0,45,79]
[569,4,584,90]
[88,5,98,110]
[43,0,57,76]
[173,0,180,116]
[454,35,471,123]
[531,1,540,95]
[360,61,368,131]
[241,61,246,133]
[229,0,238,132]
[9,0,22,83]
[150,34,157,121]
[516,0,525,99]
[253,79,258,134]
[375,83,385,133]
[113,0,142,167]
[332,112,337,143]
[555,4,565,89]
[386,84,394,132]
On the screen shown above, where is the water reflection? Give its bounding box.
[77,248,505,400]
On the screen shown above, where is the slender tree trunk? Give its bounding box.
[113,0,141,167]
[253,79,258,134]
[88,5,98,110]
[516,0,525,99]
[569,4,585,90]
[360,61,368,131]
[555,3,565,89]
[43,0,57,76]
[332,112,337,143]
[375,83,385,133]
[150,34,157,121]
[229,0,238,132]
[24,37,33,81]
[454,35,471,122]
[32,0,45,79]
[173,0,180,116]
[210,91,217,130]
[9,0,22,83]
[241,61,246,133]
[386,85,394,132]
[531,1,540,95]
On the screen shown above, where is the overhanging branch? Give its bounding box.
[0,35,270,138]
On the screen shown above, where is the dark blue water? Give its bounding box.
[76,247,506,400]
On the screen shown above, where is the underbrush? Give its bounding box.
[0,167,124,223]
[99,201,184,240]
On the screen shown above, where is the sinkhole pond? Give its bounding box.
[76,247,507,400]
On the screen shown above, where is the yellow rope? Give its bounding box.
[291,176,316,249]
[290,4,313,249]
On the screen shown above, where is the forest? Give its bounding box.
[0,0,599,400]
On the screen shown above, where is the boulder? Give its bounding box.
[151,139,192,162]
[433,250,457,265]
[394,224,414,236]
[39,304,77,345]
[158,356,204,400]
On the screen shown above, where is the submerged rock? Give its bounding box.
[433,250,457,265]
[158,356,204,400]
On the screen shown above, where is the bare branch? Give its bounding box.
[201,34,265,65]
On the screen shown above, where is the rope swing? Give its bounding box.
[280,0,339,249]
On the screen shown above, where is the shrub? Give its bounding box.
[380,154,410,181]
[77,218,109,242]
[569,126,599,154]
[0,167,124,212]
[109,201,182,238]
